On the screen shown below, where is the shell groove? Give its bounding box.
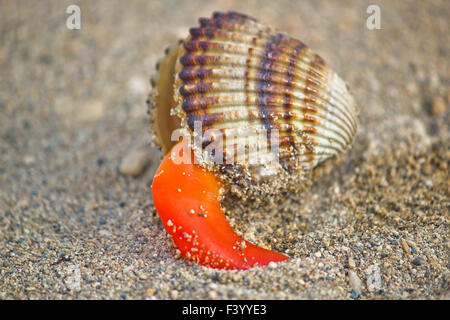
[155,11,358,181]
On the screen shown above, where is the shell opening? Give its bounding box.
[154,44,183,154]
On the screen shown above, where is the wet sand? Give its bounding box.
[0,0,449,299]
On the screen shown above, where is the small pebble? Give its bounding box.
[401,239,410,254]
[348,270,362,294]
[23,155,36,165]
[365,265,382,292]
[431,97,446,116]
[78,100,105,122]
[119,148,153,177]
[139,273,148,280]
[350,289,359,299]
[146,287,155,296]
[412,257,423,266]
[128,75,147,95]
[348,257,356,269]
[170,290,179,299]
[99,215,106,225]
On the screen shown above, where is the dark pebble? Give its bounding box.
[22,120,30,129]
[39,54,53,64]
[99,215,107,225]
[410,248,417,254]
[412,257,423,266]
[350,290,359,299]
[53,224,61,233]
[209,272,219,282]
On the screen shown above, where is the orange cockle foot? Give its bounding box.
[152,140,289,270]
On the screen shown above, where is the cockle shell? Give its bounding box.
[150,11,358,200]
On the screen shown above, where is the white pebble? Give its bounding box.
[119,148,153,177]
[365,265,382,292]
[348,270,362,293]
[170,290,178,299]
[128,75,148,95]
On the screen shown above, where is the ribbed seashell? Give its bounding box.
[150,11,358,198]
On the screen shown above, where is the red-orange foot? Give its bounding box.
[152,140,289,270]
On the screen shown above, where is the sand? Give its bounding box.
[0,0,448,299]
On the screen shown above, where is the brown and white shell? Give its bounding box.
[149,11,358,200]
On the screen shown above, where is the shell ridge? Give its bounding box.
[180,84,356,141]
[184,38,329,80]
[187,27,321,68]
[178,59,357,132]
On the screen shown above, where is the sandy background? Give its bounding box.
[0,0,449,299]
